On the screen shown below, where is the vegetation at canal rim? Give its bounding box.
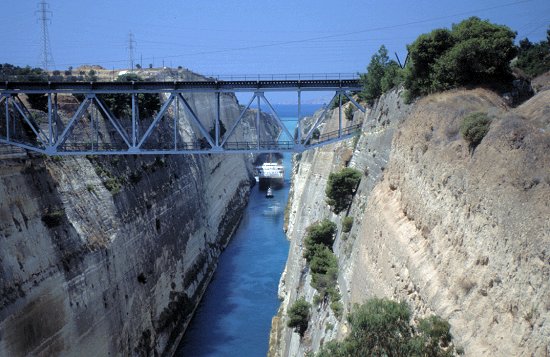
[316,298,456,357]
[358,18,549,104]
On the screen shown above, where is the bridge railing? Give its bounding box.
[205,73,360,81]
[305,124,362,145]
[0,73,361,83]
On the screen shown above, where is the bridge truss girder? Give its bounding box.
[0,83,365,156]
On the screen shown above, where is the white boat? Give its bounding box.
[254,162,284,190]
[266,187,274,198]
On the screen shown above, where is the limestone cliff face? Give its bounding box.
[270,86,550,356]
[0,84,273,356]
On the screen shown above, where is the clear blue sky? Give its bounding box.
[1,0,548,76]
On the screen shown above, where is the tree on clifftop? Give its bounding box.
[514,28,550,78]
[404,17,517,98]
[360,45,403,104]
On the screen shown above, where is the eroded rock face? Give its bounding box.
[271,87,550,356]
[0,87,267,356]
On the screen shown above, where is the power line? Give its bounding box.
[36,0,55,70]
[52,0,534,68]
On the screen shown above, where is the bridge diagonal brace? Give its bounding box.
[15,95,50,141]
[220,94,256,147]
[0,138,46,153]
[259,93,296,143]
[177,93,215,149]
[136,93,175,149]
[54,97,92,149]
[343,91,366,113]
[12,96,49,146]
[302,92,337,144]
[93,96,132,148]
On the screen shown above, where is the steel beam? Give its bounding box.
[93,96,132,148]
[4,95,9,141]
[296,91,302,150]
[343,91,366,113]
[339,91,342,137]
[256,94,260,150]
[48,94,52,145]
[137,93,175,149]
[132,94,137,147]
[220,94,256,147]
[215,92,220,148]
[302,92,337,144]
[12,96,49,146]
[177,93,215,150]
[258,93,295,143]
[54,96,92,149]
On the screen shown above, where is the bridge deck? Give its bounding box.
[0,79,362,93]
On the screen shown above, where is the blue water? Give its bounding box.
[176,104,320,357]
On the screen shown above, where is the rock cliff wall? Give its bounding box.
[0,82,275,356]
[270,86,549,356]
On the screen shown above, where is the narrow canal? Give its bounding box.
[176,104,320,356]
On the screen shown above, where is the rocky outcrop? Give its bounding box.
[270,86,550,356]
[0,81,276,356]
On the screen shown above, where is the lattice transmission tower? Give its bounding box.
[128,32,136,71]
[36,0,55,70]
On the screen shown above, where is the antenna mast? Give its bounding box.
[128,32,136,71]
[36,0,55,70]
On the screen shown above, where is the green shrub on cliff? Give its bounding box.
[287,297,311,337]
[316,298,455,357]
[303,220,337,261]
[460,112,492,150]
[342,216,353,233]
[302,220,342,311]
[325,168,362,214]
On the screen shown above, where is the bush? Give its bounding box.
[325,168,362,214]
[342,216,353,233]
[309,245,339,303]
[306,220,337,247]
[316,298,455,357]
[460,112,492,149]
[287,297,311,337]
[310,246,338,284]
[405,17,517,98]
[303,220,337,261]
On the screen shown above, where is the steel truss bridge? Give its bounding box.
[0,79,365,156]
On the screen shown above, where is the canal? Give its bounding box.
[176,104,320,356]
